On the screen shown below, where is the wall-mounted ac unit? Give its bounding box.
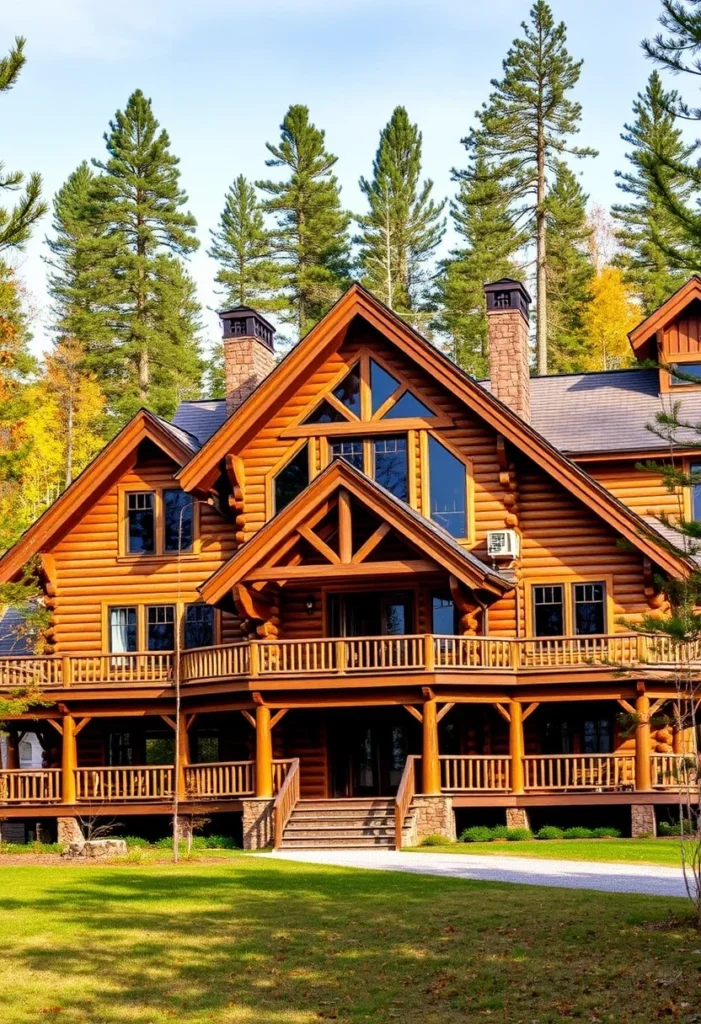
[487,529,520,560]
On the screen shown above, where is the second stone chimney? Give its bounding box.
[220,306,276,416]
[484,279,532,422]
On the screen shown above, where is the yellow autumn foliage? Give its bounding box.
[581,267,640,371]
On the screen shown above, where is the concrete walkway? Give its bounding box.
[264,848,693,898]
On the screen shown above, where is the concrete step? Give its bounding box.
[288,811,395,823]
[280,836,395,849]
[294,800,395,810]
[282,828,395,840]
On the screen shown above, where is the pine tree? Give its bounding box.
[433,151,523,377]
[546,161,594,373]
[208,174,282,311]
[613,72,695,314]
[0,36,46,252]
[257,105,352,339]
[356,106,445,312]
[465,1,596,374]
[90,89,203,421]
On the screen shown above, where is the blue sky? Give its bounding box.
[0,0,677,356]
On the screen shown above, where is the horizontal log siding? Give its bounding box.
[587,462,679,521]
[51,454,238,653]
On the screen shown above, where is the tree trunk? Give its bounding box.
[536,131,547,376]
[65,382,74,488]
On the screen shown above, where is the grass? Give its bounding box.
[411,838,687,866]
[0,856,699,1023]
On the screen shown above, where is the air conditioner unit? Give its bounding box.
[487,529,520,560]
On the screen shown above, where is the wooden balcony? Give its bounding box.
[0,633,698,691]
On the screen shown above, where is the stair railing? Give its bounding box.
[273,757,300,850]
[395,755,419,850]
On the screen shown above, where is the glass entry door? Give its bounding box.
[328,591,414,637]
[328,710,415,796]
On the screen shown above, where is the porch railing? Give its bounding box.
[651,752,701,790]
[0,768,61,804]
[273,758,300,849]
[440,755,511,792]
[74,765,174,801]
[185,761,254,799]
[395,754,419,850]
[523,753,635,791]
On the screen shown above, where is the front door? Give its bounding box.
[328,709,416,797]
[328,591,414,638]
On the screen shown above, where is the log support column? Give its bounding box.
[255,704,273,798]
[635,693,652,793]
[4,727,19,770]
[177,712,190,801]
[509,700,525,796]
[422,695,440,795]
[61,714,77,805]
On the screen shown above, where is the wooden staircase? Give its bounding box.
[278,797,414,849]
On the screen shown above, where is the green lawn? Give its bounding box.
[0,857,699,1023]
[410,838,686,866]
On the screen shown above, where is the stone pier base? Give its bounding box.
[411,795,456,844]
[56,817,84,845]
[631,804,656,838]
[506,807,530,830]
[242,798,275,850]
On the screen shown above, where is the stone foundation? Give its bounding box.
[57,817,84,845]
[242,798,274,850]
[412,795,456,844]
[631,803,656,838]
[505,807,530,830]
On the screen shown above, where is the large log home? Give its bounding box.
[0,277,700,849]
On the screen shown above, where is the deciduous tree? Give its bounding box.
[581,266,638,371]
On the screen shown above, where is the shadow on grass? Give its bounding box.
[0,860,698,1024]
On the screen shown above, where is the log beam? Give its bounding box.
[255,704,273,798]
[422,696,441,795]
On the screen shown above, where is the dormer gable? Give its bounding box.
[628,275,701,392]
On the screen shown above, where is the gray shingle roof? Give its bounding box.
[172,400,228,446]
[153,413,202,454]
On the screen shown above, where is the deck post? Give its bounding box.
[4,727,19,770]
[635,693,652,792]
[509,700,525,795]
[177,711,190,800]
[61,713,77,805]
[422,697,441,794]
[255,704,274,798]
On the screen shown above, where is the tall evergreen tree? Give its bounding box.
[0,36,46,252]
[546,161,594,373]
[613,71,695,314]
[433,151,523,377]
[208,174,282,311]
[89,89,203,421]
[465,1,596,374]
[356,106,445,312]
[257,105,351,339]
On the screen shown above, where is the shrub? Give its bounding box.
[490,825,511,840]
[420,833,450,847]
[536,825,564,840]
[459,826,494,843]
[123,836,151,848]
[659,819,695,837]
[0,841,63,854]
[505,827,532,841]
[563,827,594,839]
[203,834,237,849]
[590,827,621,839]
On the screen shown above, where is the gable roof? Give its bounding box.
[199,458,512,606]
[0,409,199,583]
[179,283,691,580]
[629,275,701,359]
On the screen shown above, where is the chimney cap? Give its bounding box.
[484,279,532,320]
[219,305,276,350]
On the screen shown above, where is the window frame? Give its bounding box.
[421,429,473,544]
[102,600,219,653]
[118,484,200,560]
[266,439,314,519]
[526,577,612,638]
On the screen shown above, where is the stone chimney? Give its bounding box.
[484,279,532,422]
[220,306,276,416]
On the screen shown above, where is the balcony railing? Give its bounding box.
[523,754,636,791]
[0,768,61,803]
[1,633,700,690]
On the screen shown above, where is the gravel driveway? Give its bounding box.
[264,848,693,898]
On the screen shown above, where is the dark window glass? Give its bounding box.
[671,362,701,385]
[164,490,194,552]
[109,607,137,653]
[108,731,133,766]
[428,435,467,538]
[333,364,361,417]
[373,436,407,501]
[127,492,155,554]
[692,463,701,522]
[383,391,433,419]
[533,584,564,637]
[432,594,458,634]
[184,604,215,649]
[274,445,309,513]
[147,605,175,651]
[145,736,174,764]
[330,440,364,471]
[370,360,400,414]
[304,399,347,424]
[573,582,605,635]
[583,718,612,754]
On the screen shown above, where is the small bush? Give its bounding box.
[590,827,621,839]
[123,836,151,848]
[563,827,594,840]
[202,834,237,849]
[659,819,695,837]
[459,826,494,843]
[505,827,532,841]
[490,825,511,840]
[0,841,63,854]
[536,825,565,840]
[420,833,450,847]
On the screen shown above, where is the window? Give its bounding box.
[330,440,363,471]
[671,362,701,385]
[533,585,565,637]
[428,435,468,538]
[184,604,215,649]
[109,607,138,652]
[370,360,400,414]
[573,582,605,635]
[333,363,361,417]
[127,492,155,554]
[373,436,407,501]
[108,731,133,766]
[196,734,220,762]
[164,490,194,552]
[691,463,701,521]
[274,444,309,514]
[583,718,612,754]
[147,605,175,651]
[304,399,348,424]
[432,593,459,634]
[383,391,433,419]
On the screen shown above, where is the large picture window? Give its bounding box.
[427,435,467,539]
[273,444,309,514]
[373,436,408,501]
[164,490,194,552]
[123,488,197,556]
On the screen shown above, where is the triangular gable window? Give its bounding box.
[382,391,433,419]
[370,360,400,414]
[304,399,348,424]
[333,363,361,417]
